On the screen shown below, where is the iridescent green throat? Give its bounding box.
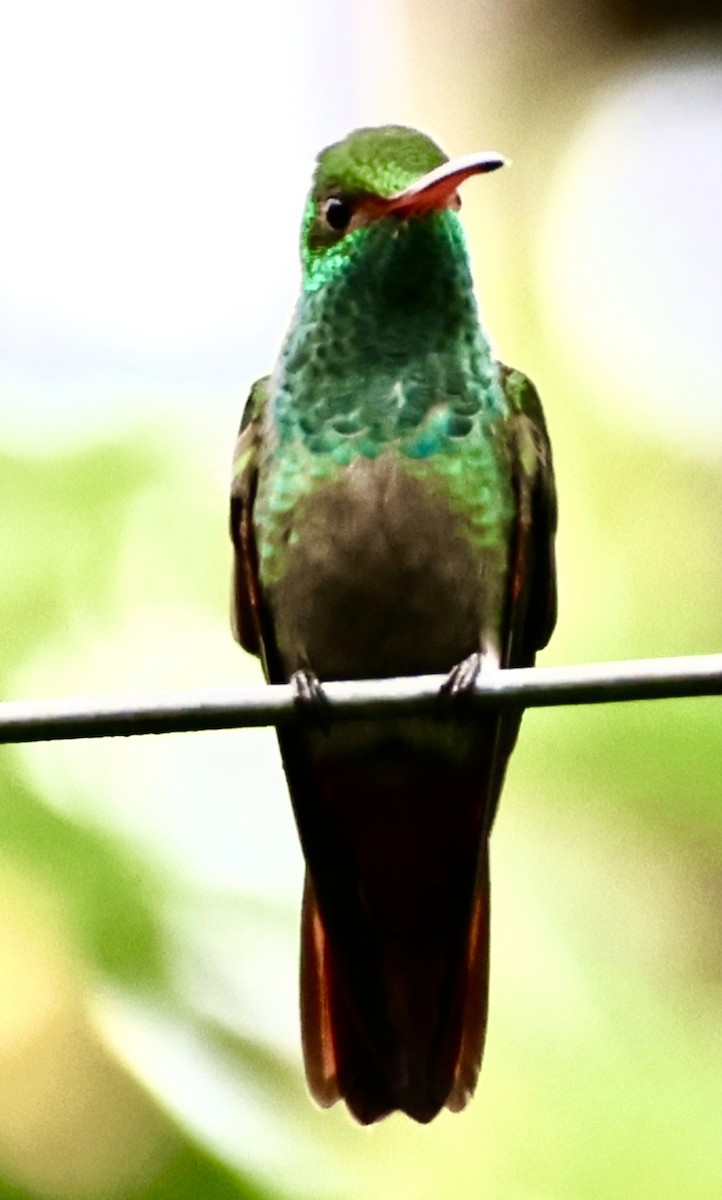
[272,209,507,464]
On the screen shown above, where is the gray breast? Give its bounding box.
[267,452,501,682]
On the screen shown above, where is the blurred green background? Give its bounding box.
[1,1,721,1197]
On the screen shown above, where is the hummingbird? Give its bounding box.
[230,125,557,1124]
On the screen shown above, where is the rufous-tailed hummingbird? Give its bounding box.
[230,125,557,1124]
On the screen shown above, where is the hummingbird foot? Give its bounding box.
[440,651,483,700]
[438,644,501,709]
[290,668,331,731]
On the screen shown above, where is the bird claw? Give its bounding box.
[439,651,484,703]
[441,652,479,700]
[290,668,331,731]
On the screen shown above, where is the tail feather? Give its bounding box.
[297,742,493,1123]
[446,850,490,1111]
[301,874,398,1123]
[300,877,339,1108]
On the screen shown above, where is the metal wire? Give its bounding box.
[1,653,721,745]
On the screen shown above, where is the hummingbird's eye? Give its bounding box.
[322,196,353,233]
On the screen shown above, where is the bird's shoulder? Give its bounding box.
[231,375,270,501]
[499,364,553,480]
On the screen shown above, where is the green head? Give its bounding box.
[270,124,508,466]
[300,125,506,292]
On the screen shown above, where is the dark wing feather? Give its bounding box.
[229,376,288,682]
[500,363,558,666]
[462,364,558,839]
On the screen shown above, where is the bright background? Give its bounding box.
[1,1,721,1197]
